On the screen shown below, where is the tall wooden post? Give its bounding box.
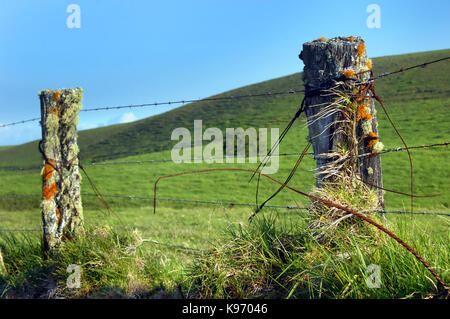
[299,36,384,206]
[39,88,84,255]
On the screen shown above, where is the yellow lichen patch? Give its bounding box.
[361,120,372,135]
[366,132,379,151]
[341,69,355,78]
[52,90,61,100]
[366,59,372,70]
[318,37,326,42]
[356,103,372,121]
[373,141,384,153]
[357,43,366,57]
[42,159,56,182]
[347,36,355,42]
[43,182,57,200]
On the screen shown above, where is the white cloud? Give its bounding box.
[0,124,41,146]
[119,112,137,123]
[78,123,101,130]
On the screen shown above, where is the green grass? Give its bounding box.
[185,212,449,299]
[1,210,447,298]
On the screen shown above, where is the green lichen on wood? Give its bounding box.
[361,119,372,135]
[301,36,384,207]
[372,141,384,153]
[0,249,6,275]
[39,88,84,255]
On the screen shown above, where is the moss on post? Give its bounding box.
[39,88,84,256]
[0,250,6,275]
[300,36,384,207]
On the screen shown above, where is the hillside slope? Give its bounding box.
[0,49,449,168]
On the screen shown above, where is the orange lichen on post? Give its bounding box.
[347,36,355,42]
[43,182,57,200]
[357,103,372,121]
[366,132,379,150]
[366,60,372,70]
[52,90,61,100]
[341,69,355,78]
[55,208,62,225]
[48,106,59,117]
[48,91,61,117]
[357,43,366,57]
[42,159,56,182]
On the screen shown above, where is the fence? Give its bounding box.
[0,51,449,287]
[0,55,449,221]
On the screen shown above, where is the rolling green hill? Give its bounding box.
[0,49,449,168]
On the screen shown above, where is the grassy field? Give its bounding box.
[0,49,449,298]
[1,96,449,213]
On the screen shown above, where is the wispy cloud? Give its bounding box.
[119,112,137,123]
[0,124,41,146]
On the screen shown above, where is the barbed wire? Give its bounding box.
[0,117,41,128]
[0,89,302,129]
[0,141,447,171]
[1,55,448,129]
[0,225,203,252]
[80,89,302,112]
[0,228,41,232]
[83,141,449,165]
[1,192,449,216]
[358,56,450,84]
[141,239,204,252]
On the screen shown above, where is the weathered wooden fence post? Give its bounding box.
[39,88,84,255]
[0,250,6,275]
[299,36,384,206]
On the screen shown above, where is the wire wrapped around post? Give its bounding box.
[300,36,384,207]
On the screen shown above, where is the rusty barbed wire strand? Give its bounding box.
[0,228,41,232]
[1,141,446,171]
[369,83,415,213]
[357,56,450,85]
[80,89,302,112]
[0,117,41,128]
[152,167,448,290]
[0,225,202,253]
[355,175,440,198]
[2,193,448,216]
[1,56,448,129]
[0,89,302,128]
[141,239,204,252]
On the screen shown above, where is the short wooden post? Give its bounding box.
[39,88,84,255]
[299,36,384,206]
[0,250,6,275]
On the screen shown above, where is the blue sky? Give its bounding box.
[0,0,449,146]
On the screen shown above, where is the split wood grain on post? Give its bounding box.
[300,36,384,206]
